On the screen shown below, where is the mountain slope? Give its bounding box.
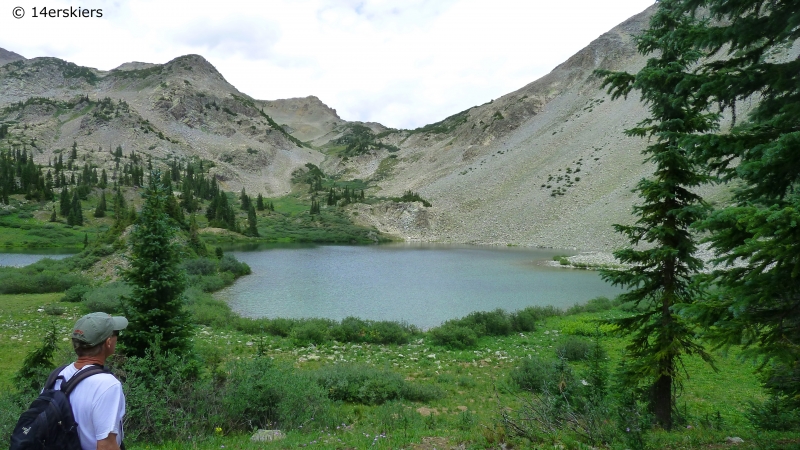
[0,54,320,195]
[3,4,775,251]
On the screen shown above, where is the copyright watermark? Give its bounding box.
[12,6,103,18]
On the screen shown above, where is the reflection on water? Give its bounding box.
[217,244,623,329]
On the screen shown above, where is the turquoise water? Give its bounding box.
[218,244,622,329]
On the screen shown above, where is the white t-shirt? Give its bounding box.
[54,364,125,450]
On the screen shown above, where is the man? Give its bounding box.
[54,312,128,450]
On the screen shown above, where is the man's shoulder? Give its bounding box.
[61,365,120,390]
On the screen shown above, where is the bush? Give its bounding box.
[184,287,236,327]
[509,308,538,332]
[330,317,416,345]
[511,356,558,392]
[61,284,91,303]
[583,296,613,313]
[223,357,329,430]
[181,257,217,276]
[313,364,404,405]
[189,273,232,292]
[464,309,513,336]
[290,319,334,346]
[430,323,478,349]
[122,348,217,443]
[0,268,88,294]
[566,296,614,315]
[219,254,250,277]
[82,281,131,314]
[370,320,416,345]
[746,396,800,431]
[556,337,591,361]
[43,303,66,316]
[0,391,34,445]
[400,382,446,402]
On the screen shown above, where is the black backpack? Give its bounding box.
[9,364,109,450]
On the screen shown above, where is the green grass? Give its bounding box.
[2,291,797,449]
[0,293,76,391]
[0,193,119,249]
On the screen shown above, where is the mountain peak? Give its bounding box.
[0,48,26,66]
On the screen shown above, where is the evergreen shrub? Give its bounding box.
[745,396,800,431]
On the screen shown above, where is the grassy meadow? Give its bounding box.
[2,289,798,449]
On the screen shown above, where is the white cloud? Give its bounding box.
[0,0,655,128]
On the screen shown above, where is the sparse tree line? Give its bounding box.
[0,131,272,237]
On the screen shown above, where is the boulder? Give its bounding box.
[250,429,285,442]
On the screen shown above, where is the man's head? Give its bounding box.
[72,312,128,357]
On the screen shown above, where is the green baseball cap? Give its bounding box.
[72,312,128,346]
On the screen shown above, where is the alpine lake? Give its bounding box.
[214,243,623,329]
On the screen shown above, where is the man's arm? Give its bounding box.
[96,433,119,450]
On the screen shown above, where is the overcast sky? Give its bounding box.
[2,0,654,129]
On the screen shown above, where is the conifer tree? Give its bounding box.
[94,190,107,218]
[113,187,125,218]
[188,214,207,257]
[596,0,716,429]
[180,181,196,213]
[59,187,70,217]
[240,187,250,210]
[165,192,185,226]
[246,204,259,237]
[68,191,83,226]
[256,193,265,211]
[673,0,800,405]
[121,173,191,358]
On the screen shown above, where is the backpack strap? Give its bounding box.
[61,364,111,396]
[43,364,70,390]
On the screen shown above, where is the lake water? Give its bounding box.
[218,244,623,329]
[0,250,75,267]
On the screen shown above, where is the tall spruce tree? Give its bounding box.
[121,174,191,358]
[674,0,800,406]
[256,193,265,211]
[596,0,716,429]
[94,190,107,218]
[246,204,259,237]
[68,191,83,226]
[240,187,250,210]
[188,214,207,257]
[59,187,70,217]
